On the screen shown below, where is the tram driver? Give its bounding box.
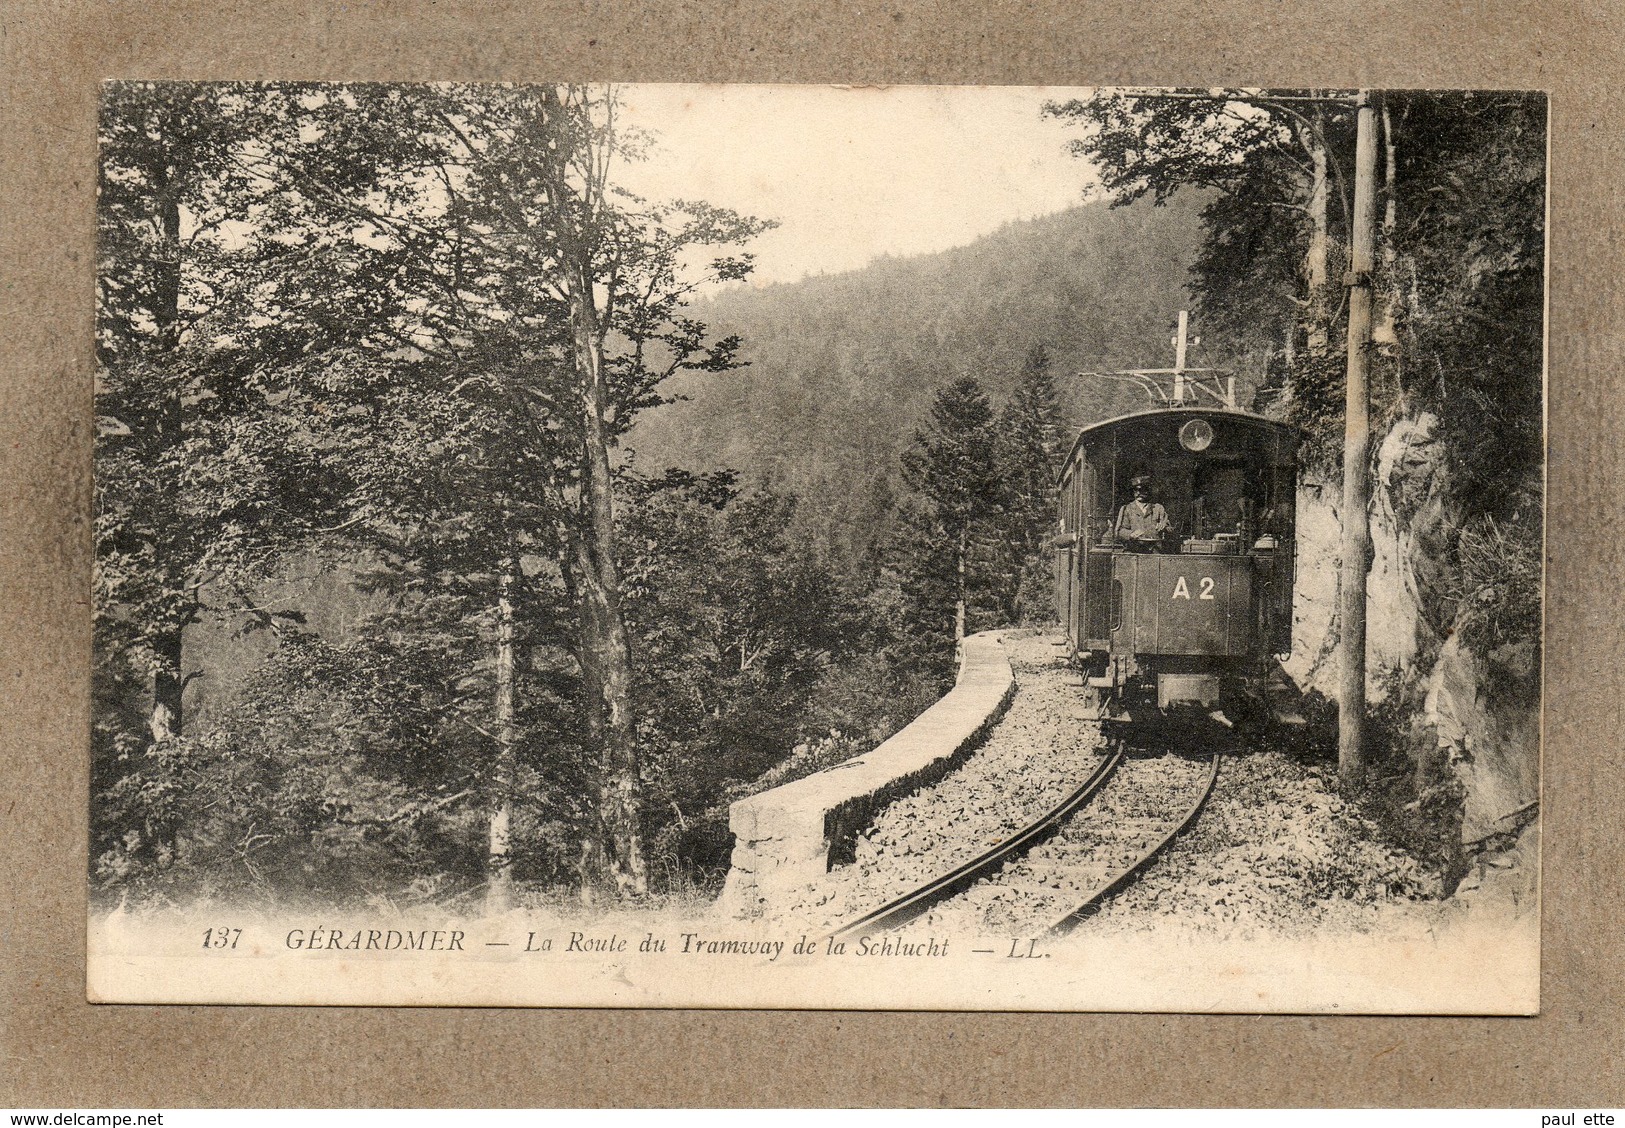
[1114,473,1170,552]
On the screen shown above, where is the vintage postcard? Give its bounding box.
[88,83,1543,1011]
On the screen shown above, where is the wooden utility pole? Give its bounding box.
[1173,309,1189,402]
[1338,91,1379,782]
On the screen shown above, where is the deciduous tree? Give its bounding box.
[95,83,771,905]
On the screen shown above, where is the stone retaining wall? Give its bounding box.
[716,630,1016,919]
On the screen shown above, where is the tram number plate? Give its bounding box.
[1170,575,1216,601]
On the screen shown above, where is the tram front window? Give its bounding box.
[1113,473,1170,552]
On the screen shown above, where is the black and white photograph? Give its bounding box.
[88,83,1545,1011]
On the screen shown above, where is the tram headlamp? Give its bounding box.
[1179,418,1215,452]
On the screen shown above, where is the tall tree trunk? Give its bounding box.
[562,530,610,905]
[147,162,188,745]
[567,511,645,897]
[147,628,184,743]
[486,559,517,914]
[537,85,647,899]
[1303,115,1333,360]
[562,258,646,899]
[955,528,968,645]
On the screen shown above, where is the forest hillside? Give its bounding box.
[629,194,1213,566]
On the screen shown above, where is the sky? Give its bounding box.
[612,85,1103,288]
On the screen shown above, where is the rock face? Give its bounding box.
[1286,411,1540,851]
[1283,475,1341,697]
[1422,633,1540,843]
[1452,818,1539,916]
[1367,413,1459,690]
[1289,413,1457,700]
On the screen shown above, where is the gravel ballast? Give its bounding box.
[783,631,1443,939]
[771,632,1106,932]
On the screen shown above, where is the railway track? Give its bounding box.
[1046,748,1220,934]
[828,738,1221,941]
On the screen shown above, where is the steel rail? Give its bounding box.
[828,738,1127,940]
[1046,749,1222,935]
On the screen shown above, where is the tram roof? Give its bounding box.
[1058,406,1302,478]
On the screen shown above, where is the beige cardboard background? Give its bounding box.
[2,0,1620,1107]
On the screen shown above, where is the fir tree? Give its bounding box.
[994,344,1067,623]
[897,377,1003,672]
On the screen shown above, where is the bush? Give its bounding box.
[1453,506,1542,671]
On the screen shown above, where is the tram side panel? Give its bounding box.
[1066,459,1082,649]
[1073,458,1095,651]
[1082,454,1113,650]
[1055,454,1088,655]
[1054,467,1071,649]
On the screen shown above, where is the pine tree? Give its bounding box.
[897,377,1002,671]
[994,344,1067,623]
